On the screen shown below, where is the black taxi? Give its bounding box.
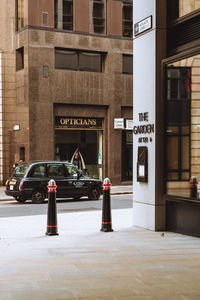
[5,161,103,203]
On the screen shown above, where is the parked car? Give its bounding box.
[5,161,103,204]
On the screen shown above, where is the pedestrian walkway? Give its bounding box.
[1,208,200,300]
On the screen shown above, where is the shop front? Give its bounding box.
[55,116,103,180]
[164,2,200,237]
[164,51,200,236]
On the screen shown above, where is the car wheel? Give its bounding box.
[88,186,101,200]
[32,190,46,204]
[15,196,27,203]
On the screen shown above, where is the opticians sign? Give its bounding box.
[134,16,152,36]
[55,117,102,130]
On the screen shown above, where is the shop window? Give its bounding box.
[123,2,133,37]
[166,67,191,182]
[16,0,24,31]
[122,130,133,181]
[92,0,106,34]
[16,47,24,71]
[123,54,133,74]
[55,48,105,72]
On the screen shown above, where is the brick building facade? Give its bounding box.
[0,0,133,184]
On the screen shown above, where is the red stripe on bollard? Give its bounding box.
[47,185,57,193]
[102,182,112,191]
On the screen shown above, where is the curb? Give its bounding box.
[0,192,133,202]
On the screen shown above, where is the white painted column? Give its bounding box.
[133,0,166,231]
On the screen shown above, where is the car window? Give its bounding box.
[47,164,64,177]
[64,164,78,177]
[13,163,28,177]
[31,165,46,177]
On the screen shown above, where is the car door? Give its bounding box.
[65,164,88,197]
[27,163,48,192]
[47,163,69,198]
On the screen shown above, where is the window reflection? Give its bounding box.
[179,0,200,18]
[168,0,200,21]
[166,53,200,198]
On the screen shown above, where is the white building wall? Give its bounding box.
[133,0,166,231]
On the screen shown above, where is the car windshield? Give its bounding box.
[13,163,29,177]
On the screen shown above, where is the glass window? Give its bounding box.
[13,163,28,177]
[65,164,78,177]
[63,0,73,31]
[55,48,105,73]
[31,165,46,178]
[123,54,133,74]
[54,0,73,30]
[165,54,200,199]
[92,0,106,34]
[167,136,179,171]
[17,0,24,31]
[79,52,101,72]
[179,0,200,18]
[123,3,133,37]
[47,164,64,177]
[167,0,200,21]
[55,50,78,70]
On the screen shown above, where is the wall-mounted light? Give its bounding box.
[13,124,20,131]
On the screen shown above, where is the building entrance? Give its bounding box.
[55,117,103,179]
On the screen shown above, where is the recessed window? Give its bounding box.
[54,0,73,30]
[123,54,133,74]
[16,0,24,31]
[92,0,106,34]
[55,48,105,72]
[123,3,133,37]
[19,147,25,162]
[16,47,24,71]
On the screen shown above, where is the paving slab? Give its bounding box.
[1,208,200,300]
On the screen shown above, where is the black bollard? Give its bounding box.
[46,179,59,236]
[100,177,113,232]
[189,176,198,199]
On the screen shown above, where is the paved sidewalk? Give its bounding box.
[1,208,200,300]
[0,185,133,201]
